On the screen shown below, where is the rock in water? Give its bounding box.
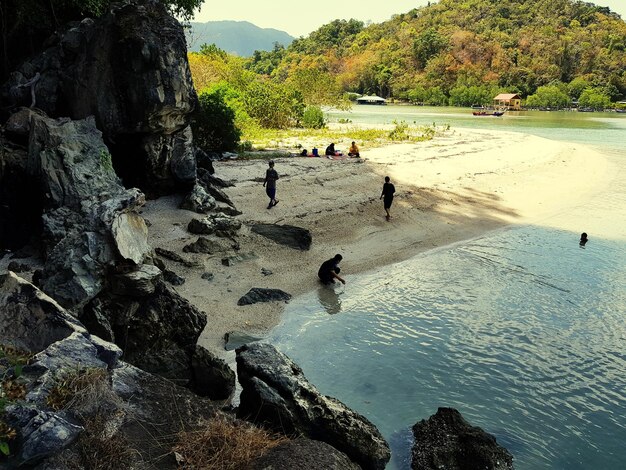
[251,438,360,470]
[411,407,514,470]
[236,343,391,470]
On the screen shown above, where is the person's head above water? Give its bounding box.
[580,232,588,241]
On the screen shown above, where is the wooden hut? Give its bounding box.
[493,93,522,110]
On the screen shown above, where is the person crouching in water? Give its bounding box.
[380,176,395,220]
[318,254,346,285]
[263,160,279,209]
[348,141,360,157]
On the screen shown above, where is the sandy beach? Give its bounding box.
[142,127,611,359]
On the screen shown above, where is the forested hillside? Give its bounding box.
[243,0,626,106]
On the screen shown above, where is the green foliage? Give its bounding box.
[247,43,286,75]
[568,77,591,98]
[99,149,113,173]
[199,43,227,59]
[389,120,409,140]
[413,28,448,69]
[243,81,304,129]
[0,345,32,457]
[449,84,501,107]
[302,106,326,129]
[291,19,364,55]
[192,88,241,152]
[526,85,571,108]
[578,88,611,109]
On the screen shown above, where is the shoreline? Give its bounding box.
[141,127,612,360]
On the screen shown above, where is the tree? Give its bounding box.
[413,28,448,69]
[578,88,611,110]
[192,89,240,152]
[525,85,570,108]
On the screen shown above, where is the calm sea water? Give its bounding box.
[265,107,626,469]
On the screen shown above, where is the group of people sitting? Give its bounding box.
[300,142,360,158]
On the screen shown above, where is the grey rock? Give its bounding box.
[188,213,241,237]
[180,183,216,214]
[251,438,360,470]
[411,408,514,470]
[183,236,222,254]
[155,247,197,267]
[0,272,86,353]
[201,272,214,281]
[78,298,115,342]
[7,261,30,272]
[251,223,312,250]
[163,269,185,286]
[190,345,235,400]
[111,212,150,264]
[195,154,215,174]
[237,288,292,306]
[261,267,273,276]
[236,343,391,470]
[221,252,257,266]
[19,411,83,465]
[111,264,163,297]
[213,202,242,216]
[224,330,264,351]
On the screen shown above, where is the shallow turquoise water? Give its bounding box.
[265,107,626,469]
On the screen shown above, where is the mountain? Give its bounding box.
[186,21,294,56]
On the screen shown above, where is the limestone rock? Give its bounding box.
[191,345,235,400]
[110,264,163,297]
[236,343,391,470]
[155,247,197,267]
[111,212,150,264]
[251,223,312,250]
[411,408,514,470]
[180,183,216,214]
[237,288,292,306]
[188,213,241,238]
[183,237,222,254]
[163,269,185,286]
[251,438,360,470]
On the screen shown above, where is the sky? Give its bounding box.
[193,0,626,37]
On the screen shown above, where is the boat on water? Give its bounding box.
[472,110,505,116]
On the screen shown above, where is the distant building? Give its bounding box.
[493,93,522,110]
[356,95,387,105]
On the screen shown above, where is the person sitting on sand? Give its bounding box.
[380,176,395,220]
[318,254,346,285]
[262,160,279,209]
[325,143,336,157]
[580,232,588,246]
[312,147,319,157]
[300,149,308,156]
[348,141,360,157]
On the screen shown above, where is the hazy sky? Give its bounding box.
[194,0,626,37]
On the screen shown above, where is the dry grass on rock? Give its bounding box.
[174,412,288,470]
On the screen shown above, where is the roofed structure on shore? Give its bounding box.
[493,93,522,110]
[356,95,387,105]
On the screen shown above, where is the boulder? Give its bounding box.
[110,264,163,297]
[251,223,312,250]
[111,212,150,264]
[188,213,241,238]
[236,343,391,470]
[251,438,360,470]
[237,288,292,306]
[155,247,197,267]
[163,269,185,286]
[411,408,514,470]
[2,0,198,195]
[190,345,236,400]
[180,183,216,214]
[183,237,223,254]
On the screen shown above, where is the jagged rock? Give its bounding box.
[2,0,198,195]
[411,408,514,470]
[0,271,86,353]
[130,345,193,388]
[163,269,185,286]
[180,183,216,214]
[110,264,163,297]
[196,151,215,174]
[236,343,391,470]
[197,176,235,207]
[197,167,233,188]
[111,212,150,264]
[251,223,312,251]
[221,252,257,266]
[188,213,241,237]
[214,202,242,216]
[224,331,264,351]
[190,345,235,400]
[182,237,222,254]
[201,272,214,281]
[7,261,30,272]
[155,247,197,267]
[237,288,292,306]
[251,438,360,470]
[261,268,273,276]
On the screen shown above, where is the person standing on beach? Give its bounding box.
[263,160,279,209]
[318,254,346,285]
[380,176,395,220]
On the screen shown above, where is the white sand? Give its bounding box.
[142,128,611,360]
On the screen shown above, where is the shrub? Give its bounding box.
[302,106,326,129]
[192,90,241,152]
[389,120,409,140]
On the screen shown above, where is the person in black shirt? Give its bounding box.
[263,160,279,209]
[380,176,395,220]
[318,254,345,285]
